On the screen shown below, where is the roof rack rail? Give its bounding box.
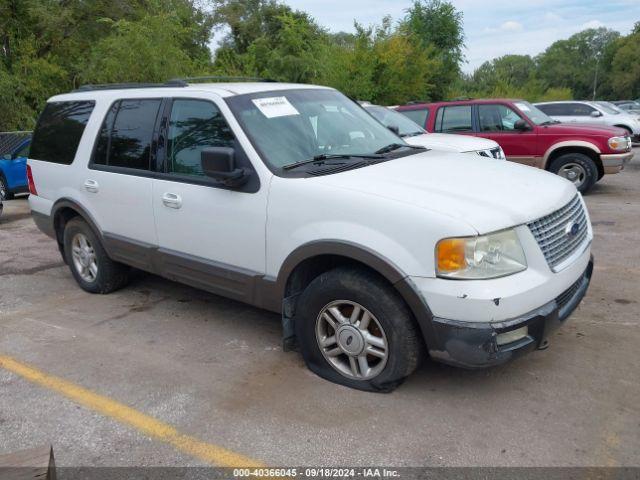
[406,100,429,105]
[169,76,278,84]
[72,80,187,92]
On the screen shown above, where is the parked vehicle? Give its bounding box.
[0,135,30,200]
[361,102,505,159]
[29,81,593,392]
[395,99,633,192]
[610,100,640,115]
[534,100,640,141]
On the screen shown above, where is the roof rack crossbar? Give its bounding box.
[72,80,187,92]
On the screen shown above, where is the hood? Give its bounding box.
[540,123,628,137]
[404,133,498,152]
[314,150,577,234]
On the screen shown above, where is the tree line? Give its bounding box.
[1,0,639,131]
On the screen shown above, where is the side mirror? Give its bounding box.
[514,119,530,131]
[201,147,248,187]
[590,110,602,118]
[387,125,400,135]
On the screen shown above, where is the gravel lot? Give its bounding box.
[1,150,639,468]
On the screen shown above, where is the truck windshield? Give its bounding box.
[364,105,425,137]
[226,89,409,172]
[514,101,556,125]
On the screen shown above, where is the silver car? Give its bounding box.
[611,100,640,115]
[535,100,640,140]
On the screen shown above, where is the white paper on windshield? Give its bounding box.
[252,96,300,118]
[515,102,531,112]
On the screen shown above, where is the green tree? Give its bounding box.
[536,27,620,99]
[607,22,640,98]
[401,0,464,100]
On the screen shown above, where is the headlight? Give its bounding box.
[608,136,630,151]
[436,229,527,279]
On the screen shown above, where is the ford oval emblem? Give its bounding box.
[565,221,580,238]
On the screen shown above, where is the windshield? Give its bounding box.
[364,105,425,137]
[226,89,406,171]
[596,102,621,115]
[513,101,556,125]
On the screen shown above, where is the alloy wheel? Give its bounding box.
[71,233,98,282]
[557,162,587,188]
[315,300,388,380]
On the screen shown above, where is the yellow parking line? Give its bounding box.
[0,354,264,468]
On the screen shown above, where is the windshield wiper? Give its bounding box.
[282,153,384,171]
[400,132,424,138]
[539,120,560,126]
[375,143,426,154]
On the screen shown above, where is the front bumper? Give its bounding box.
[426,257,593,368]
[600,151,634,174]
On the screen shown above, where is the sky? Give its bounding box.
[276,0,640,73]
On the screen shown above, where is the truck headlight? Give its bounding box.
[436,229,527,279]
[608,136,630,151]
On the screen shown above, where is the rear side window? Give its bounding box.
[30,101,95,164]
[537,103,570,116]
[93,99,162,171]
[398,108,429,127]
[434,105,473,133]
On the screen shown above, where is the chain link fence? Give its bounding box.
[0,131,32,157]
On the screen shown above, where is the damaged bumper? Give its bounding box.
[425,258,593,368]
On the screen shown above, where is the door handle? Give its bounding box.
[162,192,182,209]
[84,179,99,193]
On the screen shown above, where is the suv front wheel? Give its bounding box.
[63,217,130,294]
[548,152,598,193]
[294,267,423,392]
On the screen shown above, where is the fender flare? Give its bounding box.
[274,240,438,349]
[542,141,601,169]
[51,198,105,245]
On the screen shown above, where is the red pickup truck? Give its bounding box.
[395,99,634,192]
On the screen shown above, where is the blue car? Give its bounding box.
[0,136,30,200]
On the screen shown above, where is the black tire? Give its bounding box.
[548,152,598,193]
[63,217,130,294]
[294,267,423,392]
[0,176,13,200]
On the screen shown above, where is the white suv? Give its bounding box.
[28,80,594,392]
[361,103,506,159]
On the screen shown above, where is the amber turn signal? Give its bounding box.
[436,238,467,273]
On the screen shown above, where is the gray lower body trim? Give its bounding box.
[102,233,279,311]
[31,211,56,239]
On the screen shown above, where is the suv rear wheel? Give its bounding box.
[548,152,598,193]
[294,267,423,392]
[63,217,130,294]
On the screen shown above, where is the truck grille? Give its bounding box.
[477,147,504,159]
[527,195,589,271]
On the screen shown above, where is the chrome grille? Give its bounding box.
[476,147,504,159]
[528,195,589,271]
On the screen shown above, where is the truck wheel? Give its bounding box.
[294,267,423,392]
[548,153,598,193]
[63,217,130,294]
[0,176,13,200]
